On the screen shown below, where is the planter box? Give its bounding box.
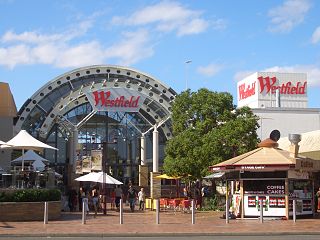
[0,201,61,221]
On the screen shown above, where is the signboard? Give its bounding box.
[237,72,308,108]
[82,156,91,173]
[85,88,146,112]
[243,180,285,195]
[91,150,102,171]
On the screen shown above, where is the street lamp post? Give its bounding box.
[185,60,192,90]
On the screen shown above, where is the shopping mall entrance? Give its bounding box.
[14,65,176,190]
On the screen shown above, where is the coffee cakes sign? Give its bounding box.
[85,88,146,112]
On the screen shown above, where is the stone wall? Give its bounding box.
[0,201,61,221]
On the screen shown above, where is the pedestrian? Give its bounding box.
[91,186,99,218]
[80,187,89,214]
[316,187,320,211]
[138,188,146,211]
[127,185,137,212]
[110,188,116,210]
[114,185,123,212]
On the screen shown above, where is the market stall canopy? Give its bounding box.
[75,171,123,185]
[155,174,181,180]
[204,172,225,179]
[278,130,320,160]
[0,140,7,145]
[12,150,49,164]
[2,130,58,152]
[209,138,320,172]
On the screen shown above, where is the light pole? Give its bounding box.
[185,60,192,90]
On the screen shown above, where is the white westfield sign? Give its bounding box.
[85,88,146,112]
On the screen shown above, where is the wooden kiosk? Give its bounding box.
[209,134,320,219]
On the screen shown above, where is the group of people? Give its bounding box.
[66,185,146,216]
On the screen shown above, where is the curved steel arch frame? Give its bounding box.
[15,65,176,139]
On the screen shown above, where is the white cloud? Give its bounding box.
[311,26,320,44]
[0,44,34,68]
[105,29,154,66]
[0,25,154,69]
[197,63,224,77]
[111,1,221,36]
[234,71,255,82]
[177,18,209,36]
[267,0,311,33]
[234,65,320,87]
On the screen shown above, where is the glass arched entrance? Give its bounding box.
[14,65,176,186]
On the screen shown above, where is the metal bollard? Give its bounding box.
[225,197,229,224]
[155,199,160,224]
[191,199,195,224]
[293,199,296,222]
[43,201,48,224]
[120,199,123,224]
[260,199,263,223]
[82,200,86,224]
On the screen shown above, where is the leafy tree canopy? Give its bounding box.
[163,88,259,180]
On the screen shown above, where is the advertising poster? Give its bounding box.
[82,156,91,173]
[91,150,102,171]
[75,153,82,174]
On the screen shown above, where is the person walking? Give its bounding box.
[114,185,123,212]
[127,185,137,212]
[138,188,146,211]
[91,186,99,218]
[316,187,320,212]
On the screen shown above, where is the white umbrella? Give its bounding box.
[75,171,123,185]
[2,130,58,171]
[32,159,46,171]
[0,140,7,145]
[12,149,49,164]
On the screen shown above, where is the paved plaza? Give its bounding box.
[1,206,320,237]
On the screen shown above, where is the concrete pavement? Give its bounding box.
[1,207,320,237]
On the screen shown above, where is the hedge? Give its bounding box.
[0,189,61,202]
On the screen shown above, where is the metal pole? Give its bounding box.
[293,199,296,222]
[225,195,229,224]
[43,201,48,224]
[191,199,195,224]
[82,200,86,224]
[120,199,123,224]
[260,199,263,223]
[155,199,160,224]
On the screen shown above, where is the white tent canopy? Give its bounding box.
[12,150,49,164]
[2,130,58,171]
[0,140,7,145]
[32,159,46,171]
[2,130,57,152]
[75,172,123,185]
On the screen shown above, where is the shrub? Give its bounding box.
[0,189,61,202]
[201,194,225,211]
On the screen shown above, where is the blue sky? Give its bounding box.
[0,0,319,109]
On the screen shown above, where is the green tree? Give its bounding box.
[163,88,259,180]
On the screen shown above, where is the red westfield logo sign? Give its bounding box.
[93,91,140,108]
[239,76,307,100]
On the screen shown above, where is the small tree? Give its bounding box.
[163,88,259,180]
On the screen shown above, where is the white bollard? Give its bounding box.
[225,197,229,224]
[191,200,195,224]
[82,200,86,224]
[43,201,48,224]
[155,199,160,224]
[293,199,296,222]
[260,199,263,223]
[120,199,123,224]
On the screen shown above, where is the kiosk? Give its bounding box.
[209,134,320,219]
